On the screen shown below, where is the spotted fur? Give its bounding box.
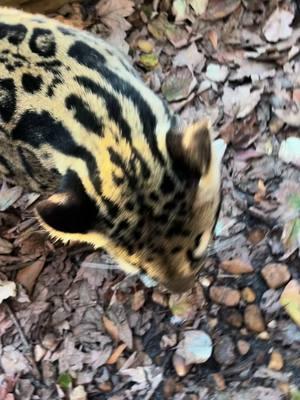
[0,7,221,293]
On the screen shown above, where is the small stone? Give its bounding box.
[42,333,59,351]
[209,286,240,307]
[237,340,250,355]
[242,287,256,303]
[172,353,190,377]
[212,373,226,390]
[268,351,284,371]
[257,331,270,340]
[34,344,46,362]
[214,336,235,366]
[176,330,213,364]
[160,333,177,349]
[225,309,243,328]
[221,258,253,274]
[244,305,265,333]
[261,263,291,289]
[98,382,112,392]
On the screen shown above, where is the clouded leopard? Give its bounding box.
[0,7,221,293]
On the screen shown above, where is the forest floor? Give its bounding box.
[0,0,300,399]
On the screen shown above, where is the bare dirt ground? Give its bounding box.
[0,1,300,399]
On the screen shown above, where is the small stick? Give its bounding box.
[4,302,41,379]
[4,302,30,351]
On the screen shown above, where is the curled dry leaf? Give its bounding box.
[220,258,254,274]
[263,8,294,43]
[176,330,213,364]
[0,280,16,304]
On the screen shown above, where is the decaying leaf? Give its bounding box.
[201,0,241,21]
[263,8,294,43]
[16,257,46,294]
[222,84,263,119]
[0,184,23,211]
[188,0,208,16]
[173,42,205,72]
[96,0,134,32]
[172,0,187,21]
[162,68,197,102]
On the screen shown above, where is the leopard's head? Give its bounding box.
[35,119,221,293]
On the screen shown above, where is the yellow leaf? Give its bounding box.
[280,280,300,326]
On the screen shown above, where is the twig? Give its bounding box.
[4,301,41,379]
[4,301,31,351]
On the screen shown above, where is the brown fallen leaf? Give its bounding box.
[16,257,46,294]
[220,258,254,274]
[96,0,134,32]
[106,343,127,364]
[201,0,241,21]
[102,315,120,342]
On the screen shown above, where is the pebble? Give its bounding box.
[244,305,266,333]
[214,336,236,366]
[176,330,213,364]
[220,258,254,274]
[261,263,291,289]
[268,351,284,371]
[242,287,256,303]
[212,373,226,390]
[209,286,241,307]
[172,353,190,377]
[237,340,250,355]
[225,309,243,328]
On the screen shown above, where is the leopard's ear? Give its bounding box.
[166,118,212,179]
[35,170,98,234]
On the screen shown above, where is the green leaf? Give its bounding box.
[58,372,72,390]
[138,53,159,70]
[292,391,300,400]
